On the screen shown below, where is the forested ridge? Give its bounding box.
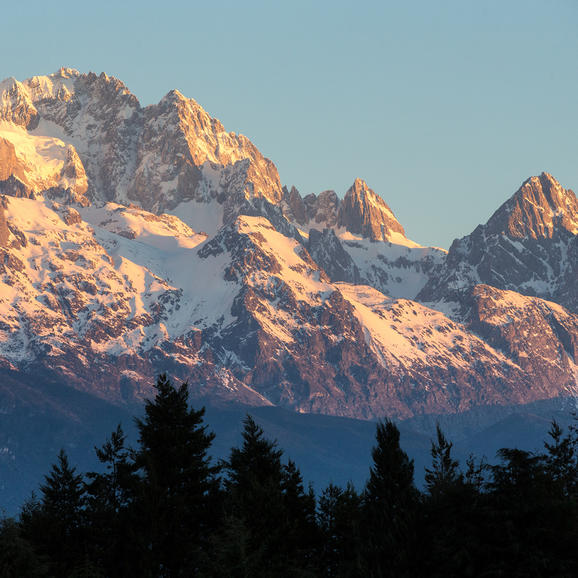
[1,376,577,577]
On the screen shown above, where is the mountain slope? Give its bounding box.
[0,187,573,420]
[0,70,575,426]
[0,70,448,301]
[418,173,578,313]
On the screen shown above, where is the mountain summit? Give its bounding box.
[0,70,575,428]
[418,173,578,313]
[337,178,407,242]
[0,70,419,247]
[486,172,578,239]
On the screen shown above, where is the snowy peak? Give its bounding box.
[0,70,284,221]
[161,92,282,203]
[0,77,39,129]
[418,173,578,313]
[337,178,406,242]
[487,172,578,239]
[0,69,136,118]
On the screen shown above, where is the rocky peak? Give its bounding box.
[337,178,406,241]
[486,172,578,239]
[0,70,285,215]
[417,173,578,314]
[282,185,307,225]
[0,78,39,129]
[304,190,339,228]
[164,93,282,203]
[55,67,80,78]
[75,71,139,107]
[1,70,137,113]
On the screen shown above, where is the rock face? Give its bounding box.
[463,285,578,398]
[0,69,576,425]
[304,190,340,229]
[0,69,283,231]
[0,138,25,182]
[306,228,361,283]
[488,173,578,239]
[337,178,407,242]
[418,173,578,313]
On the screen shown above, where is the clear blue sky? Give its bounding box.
[3,0,577,248]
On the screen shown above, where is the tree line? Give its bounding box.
[1,375,577,577]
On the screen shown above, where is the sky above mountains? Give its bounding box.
[3,0,577,248]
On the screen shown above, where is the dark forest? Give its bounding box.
[1,376,577,577]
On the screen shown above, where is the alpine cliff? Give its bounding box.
[0,68,576,429]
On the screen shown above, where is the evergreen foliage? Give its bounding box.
[544,419,577,497]
[84,425,139,577]
[363,419,419,577]
[20,450,88,576]
[318,482,364,577]
[1,378,577,577]
[424,423,462,498]
[208,415,318,577]
[132,374,219,576]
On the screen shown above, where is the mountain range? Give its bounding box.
[0,69,576,507]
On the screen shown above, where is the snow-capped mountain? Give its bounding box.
[0,193,571,420]
[418,172,578,314]
[0,69,576,426]
[0,68,285,232]
[284,179,446,299]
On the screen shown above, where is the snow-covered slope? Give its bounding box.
[0,69,576,424]
[0,194,271,406]
[285,180,446,299]
[0,190,571,419]
[0,122,87,196]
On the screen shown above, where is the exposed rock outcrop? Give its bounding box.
[338,178,406,242]
[418,173,578,313]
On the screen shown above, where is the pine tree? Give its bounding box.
[483,447,573,576]
[133,374,219,577]
[318,482,364,577]
[281,459,319,571]
[424,423,462,498]
[211,415,318,577]
[363,419,419,578]
[85,425,140,577]
[544,419,577,498]
[420,426,483,577]
[20,450,88,576]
